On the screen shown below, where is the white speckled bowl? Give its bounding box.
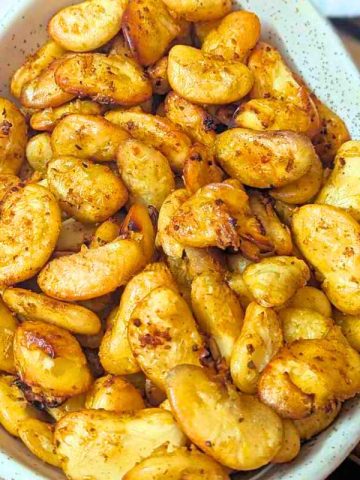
[0,1,360,479]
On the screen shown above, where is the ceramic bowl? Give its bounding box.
[0,1,360,479]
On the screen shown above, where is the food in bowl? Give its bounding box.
[0,0,359,478]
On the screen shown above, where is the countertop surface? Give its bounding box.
[340,32,360,67]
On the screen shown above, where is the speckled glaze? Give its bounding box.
[240,0,360,138]
[0,1,359,479]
